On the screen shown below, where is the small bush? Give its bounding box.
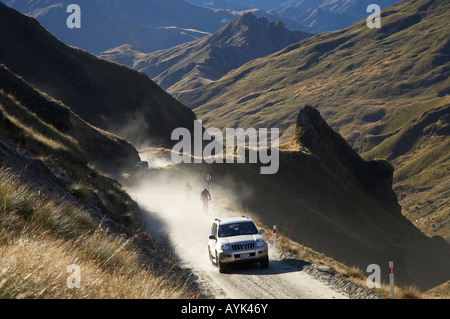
[69,183,91,204]
[398,284,423,299]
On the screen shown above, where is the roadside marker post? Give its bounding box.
[273,225,277,248]
[389,261,395,299]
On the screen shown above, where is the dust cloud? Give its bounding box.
[128,164,253,269]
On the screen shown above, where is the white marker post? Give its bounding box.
[389,261,395,299]
[273,225,277,248]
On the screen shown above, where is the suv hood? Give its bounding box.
[219,234,263,244]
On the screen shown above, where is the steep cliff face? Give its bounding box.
[295,106,400,211]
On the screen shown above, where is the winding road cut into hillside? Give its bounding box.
[130,184,349,299]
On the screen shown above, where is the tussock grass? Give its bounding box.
[397,285,423,299]
[424,281,450,299]
[0,168,199,299]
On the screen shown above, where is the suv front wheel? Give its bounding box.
[216,252,227,273]
[260,256,269,269]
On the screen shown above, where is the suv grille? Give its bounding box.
[232,242,255,250]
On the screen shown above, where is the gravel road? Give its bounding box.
[130,189,354,299]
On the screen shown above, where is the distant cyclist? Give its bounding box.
[200,188,211,213]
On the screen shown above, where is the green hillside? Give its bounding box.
[180,0,448,138]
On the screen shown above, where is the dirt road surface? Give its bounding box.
[130,189,349,299]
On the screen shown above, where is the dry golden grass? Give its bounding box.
[0,168,199,299]
[0,231,194,299]
[424,281,450,299]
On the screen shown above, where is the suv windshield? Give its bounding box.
[218,221,258,238]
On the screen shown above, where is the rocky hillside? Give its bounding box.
[100,13,311,94]
[0,2,197,149]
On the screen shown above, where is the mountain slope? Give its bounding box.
[100,13,312,94]
[2,0,238,54]
[0,63,143,226]
[280,7,354,33]
[180,0,449,136]
[0,2,197,149]
[317,0,401,16]
[0,68,200,299]
[178,0,450,238]
[361,96,450,241]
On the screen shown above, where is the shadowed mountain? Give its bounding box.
[279,7,354,33]
[2,0,240,54]
[0,2,197,149]
[100,13,312,94]
[0,64,139,174]
[188,0,401,33]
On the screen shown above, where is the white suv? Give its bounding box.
[208,217,269,273]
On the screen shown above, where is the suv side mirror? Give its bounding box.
[209,234,216,240]
[259,229,265,234]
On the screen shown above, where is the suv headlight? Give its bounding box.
[221,243,231,251]
[256,239,267,247]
